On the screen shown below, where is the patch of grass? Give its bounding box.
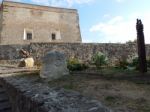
[48,74,77,90]
[126,98,150,112]
[133,80,150,85]
[101,67,136,74]
[104,95,121,106]
[105,96,116,102]
[63,84,74,90]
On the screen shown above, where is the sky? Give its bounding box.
[1,0,150,43]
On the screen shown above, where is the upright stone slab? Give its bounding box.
[40,51,69,81]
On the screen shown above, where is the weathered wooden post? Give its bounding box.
[136,19,147,73]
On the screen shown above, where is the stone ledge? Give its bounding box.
[0,73,112,112]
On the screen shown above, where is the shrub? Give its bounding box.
[92,52,108,69]
[115,59,129,69]
[129,57,150,69]
[128,57,139,70]
[67,58,88,71]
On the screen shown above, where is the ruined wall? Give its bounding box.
[1,43,150,64]
[0,73,111,112]
[0,1,81,45]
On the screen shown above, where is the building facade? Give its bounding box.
[0,1,82,45]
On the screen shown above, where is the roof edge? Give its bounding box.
[3,0,78,13]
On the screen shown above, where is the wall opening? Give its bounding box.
[52,33,56,40]
[27,33,32,40]
[24,29,33,40]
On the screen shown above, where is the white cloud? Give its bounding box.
[30,0,94,7]
[90,13,150,43]
[3,0,94,7]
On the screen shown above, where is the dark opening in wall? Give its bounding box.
[27,33,32,40]
[52,33,56,40]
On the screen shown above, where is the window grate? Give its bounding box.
[27,33,32,40]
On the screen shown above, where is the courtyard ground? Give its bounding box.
[1,65,150,112]
[48,69,150,112]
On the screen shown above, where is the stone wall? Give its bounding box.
[1,43,150,64]
[0,44,29,60]
[0,73,111,112]
[30,43,138,63]
[0,1,81,45]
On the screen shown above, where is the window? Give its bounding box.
[27,33,32,40]
[52,33,56,40]
[23,29,33,40]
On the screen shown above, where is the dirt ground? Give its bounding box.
[1,65,150,112]
[48,73,150,112]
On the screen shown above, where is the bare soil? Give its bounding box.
[48,72,150,112]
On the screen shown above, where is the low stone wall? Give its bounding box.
[1,43,150,64]
[0,73,111,112]
[30,43,138,63]
[0,44,29,60]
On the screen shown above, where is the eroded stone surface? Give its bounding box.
[0,66,112,112]
[40,51,69,81]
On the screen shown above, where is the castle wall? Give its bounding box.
[1,43,150,65]
[0,1,81,45]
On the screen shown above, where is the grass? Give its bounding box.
[12,67,150,112]
[47,68,150,112]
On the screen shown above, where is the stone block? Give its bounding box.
[40,51,69,81]
[18,57,34,68]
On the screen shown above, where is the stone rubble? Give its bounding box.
[0,67,112,112]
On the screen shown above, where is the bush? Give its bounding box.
[67,58,88,71]
[128,57,139,70]
[131,57,139,69]
[115,59,129,69]
[115,56,139,70]
[129,57,150,69]
[92,52,108,69]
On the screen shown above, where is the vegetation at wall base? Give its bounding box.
[115,59,129,70]
[67,58,88,71]
[92,52,108,69]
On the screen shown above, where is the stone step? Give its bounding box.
[0,88,5,94]
[0,101,11,111]
[0,85,12,112]
[0,108,12,112]
[0,93,9,102]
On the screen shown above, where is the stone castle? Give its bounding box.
[0,1,82,45]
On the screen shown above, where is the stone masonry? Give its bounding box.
[1,43,150,65]
[0,1,81,45]
[0,67,112,112]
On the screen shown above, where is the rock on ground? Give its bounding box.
[40,51,69,81]
[18,57,34,68]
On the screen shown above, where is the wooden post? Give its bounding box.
[136,19,147,73]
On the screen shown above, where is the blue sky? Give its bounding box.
[1,0,150,43]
